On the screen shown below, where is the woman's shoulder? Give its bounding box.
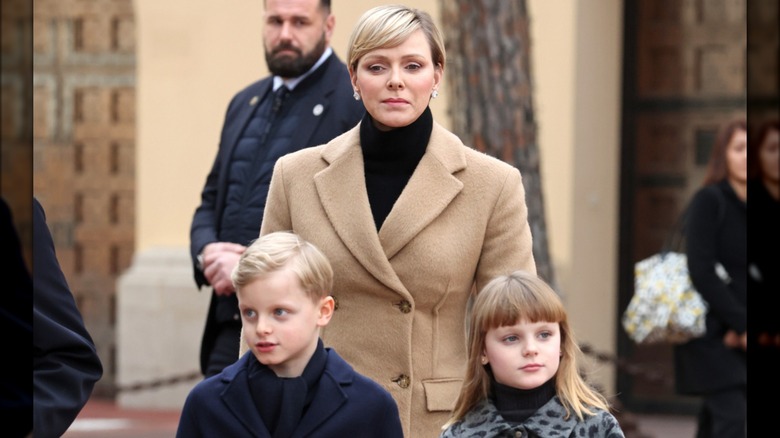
[428,123,519,178]
[689,183,726,211]
[461,144,517,171]
[692,181,721,198]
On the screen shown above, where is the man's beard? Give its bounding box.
[265,33,327,78]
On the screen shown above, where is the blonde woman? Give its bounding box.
[256,4,536,436]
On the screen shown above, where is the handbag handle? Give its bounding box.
[663,186,727,254]
[661,207,689,254]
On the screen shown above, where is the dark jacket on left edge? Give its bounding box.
[32,197,103,437]
[176,348,403,438]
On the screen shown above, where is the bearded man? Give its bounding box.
[190,0,363,377]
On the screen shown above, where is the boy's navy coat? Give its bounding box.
[176,349,403,438]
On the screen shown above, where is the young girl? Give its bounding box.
[440,270,624,437]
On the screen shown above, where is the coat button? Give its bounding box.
[514,431,522,438]
[395,300,412,314]
[392,374,411,388]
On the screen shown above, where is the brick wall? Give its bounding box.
[33,0,136,396]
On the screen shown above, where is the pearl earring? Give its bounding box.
[353,90,360,101]
[431,90,439,99]
[481,357,488,365]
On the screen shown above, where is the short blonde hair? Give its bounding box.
[232,231,333,302]
[347,4,445,73]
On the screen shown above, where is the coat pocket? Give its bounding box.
[422,378,462,412]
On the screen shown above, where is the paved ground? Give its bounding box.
[62,399,696,438]
[62,397,696,438]
[62,398,180,438]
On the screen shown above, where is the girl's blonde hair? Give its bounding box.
[444,270,611,429]
[232,231,333,302]
[346,4,445,74]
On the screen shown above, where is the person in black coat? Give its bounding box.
[189,0,364,378]
[32,197,103,437]
[746,119,779,431]
[1,197,33,437]
[674,120,747,438]
[747,119,779,350]
[177,232,402,438]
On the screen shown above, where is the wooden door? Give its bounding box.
[617,0,746,413]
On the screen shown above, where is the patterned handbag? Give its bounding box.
[622,251,708,344]
[623,189,728,345]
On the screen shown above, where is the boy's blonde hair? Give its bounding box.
[232,231,333,302]
[347,4,445,74]
[444,270,611,428]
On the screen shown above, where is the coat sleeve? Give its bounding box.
[176,390,205,438]
[374,393,404,438]
[190,92,245,288]
[33,197,103,437]
[190,145,222,287]
[685,187,746,333]
[475,166,537,293]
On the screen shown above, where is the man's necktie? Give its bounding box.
[272,86,289,113]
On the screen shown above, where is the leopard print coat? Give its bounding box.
[440,396,625,438]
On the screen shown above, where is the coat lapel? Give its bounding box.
[315,123,467,297]
[288,65,339,152]
[379,123,466,259]
[315,128,410,297]
[222,83,273,178]
[290,91,328,151]
[292,357,349,437]
[215,83,272,221]
[221,357,271,438]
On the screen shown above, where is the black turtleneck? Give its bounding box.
[490,377,557,425]
[247,339,328,437]
[360,106,433,230]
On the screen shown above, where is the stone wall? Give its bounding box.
[33,0,136,396]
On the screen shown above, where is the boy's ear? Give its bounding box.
[317,295,335,326]
[238,328,250,358]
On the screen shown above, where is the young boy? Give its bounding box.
[176,231,403,438]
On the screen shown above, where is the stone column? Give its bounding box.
[116,247,210,409]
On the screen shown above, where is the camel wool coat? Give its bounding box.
[257,121,536,437]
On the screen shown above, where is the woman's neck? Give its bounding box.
[728,177,747,201]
